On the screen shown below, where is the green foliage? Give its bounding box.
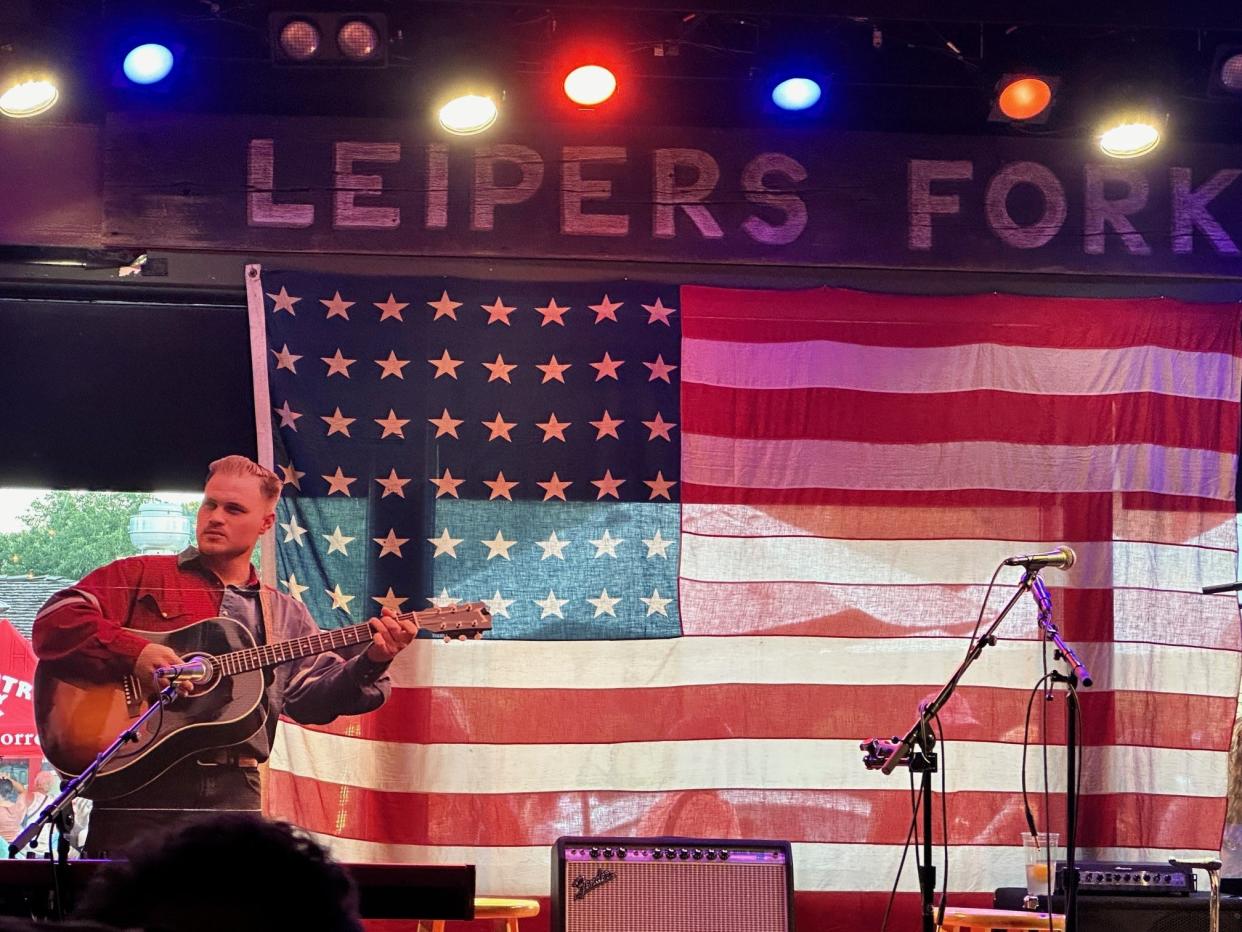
[0,491,154,580]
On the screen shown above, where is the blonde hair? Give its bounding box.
[206,455,282,503]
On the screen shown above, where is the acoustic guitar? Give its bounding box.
[34,602,491,800]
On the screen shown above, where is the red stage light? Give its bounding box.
[564,64,617,106]
[998,77,1053,121]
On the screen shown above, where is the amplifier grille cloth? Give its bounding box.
[562,860,790,932]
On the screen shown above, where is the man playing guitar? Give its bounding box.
[32,455,421,857]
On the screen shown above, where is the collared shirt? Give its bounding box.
[34,548,391,763]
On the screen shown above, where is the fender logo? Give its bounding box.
[572,867,617,900]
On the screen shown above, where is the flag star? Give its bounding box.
[535,590,569,619]
[321,348,357,378]
[481,530,517,560]
[278,462,305,490]
[589,352,625,381]
[281,573,309,602]
[589,529,623,558]
[483,590,514,619]
[643,412,677,441]
[591,469,626,500]
[535,298,571,326]
[322,467,358,496]
[645,471,677,501]
[373,528,410,558]
[587,589,622,618]
[589,294,623,323]
[322,526,356,555]
[482,296,517,325]
[429,588,460,608]
[374,350,411,380]
[428,290,462,320]
[429,408,464,439]
[321,407,356,437]
[643,297,678,326]
[482,412,517,442]
[375,409,411,439]
[372,587,408,613]
[376,468,412,498]
[320,291,354,320]
[374,293,409,321]
[430,468,465,498]
[590,410,624,440]
[536,530,570,560]
[536,472,572,501]
[643,354,678,383]
[267,286,300,314]
[644,529,674,559]
[482,353,518,383]
[428,349,465,379]
[271,343,302,373]
[536,354,571,383]
[274,401,302,430]
[326,584,355,614]
[279,514,308,546]
[427,528,464,558]
[641,588,673,617]
[483,470,519,501]
[535,412,571,442]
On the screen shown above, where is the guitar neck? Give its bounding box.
[220,609,424,675]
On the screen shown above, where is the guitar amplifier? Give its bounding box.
[552,836,794,932]
[1055,861,1196,896]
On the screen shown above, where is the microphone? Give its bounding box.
[154,659,211,682]
[1003,545,1076,570]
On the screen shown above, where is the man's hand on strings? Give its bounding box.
[366,607,420,662]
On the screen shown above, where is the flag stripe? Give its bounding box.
[682,434,1236,500]
[270,771,1224,850]
[297,685,1234,751]
[271,727,1228,797]
[381,637,1240,697]
[684,384,1239,451]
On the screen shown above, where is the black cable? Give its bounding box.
[1040,623,1053,918]
[879,770,923,932]
[932,712,949,932]
[1020,672,1057,840]
[964,563,1006,658]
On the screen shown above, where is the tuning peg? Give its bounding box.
[472,632,483,640]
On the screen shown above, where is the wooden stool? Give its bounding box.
[935,905,1065,931]
[417,896,541,932]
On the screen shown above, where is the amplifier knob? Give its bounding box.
[692,850,703,860]
[590,848,600,858]
[618,848,628,858]
[1141,873,1150,883]
[603,848,614,859]
[666,849,676,860]
[707,851,718,860]
[679,849,690,860]
[721,850,730,860]
[653,850,663,860]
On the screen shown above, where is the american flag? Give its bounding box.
[248,269,1242,930]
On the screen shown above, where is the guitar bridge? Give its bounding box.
[121,675,143,717]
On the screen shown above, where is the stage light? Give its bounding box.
[439,94,498,135]
[1222,54,1242,91]
[564,65,616,106]
[122,43,174,85]
[1098,119,1162,158]
[997,77,1052,120]
[0,78,58,118]
[270,12,387,65]
[771,77,822,111]
[278,19,320,61]
[337,18,381,61]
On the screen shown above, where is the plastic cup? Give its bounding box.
[1022,832,1061,899]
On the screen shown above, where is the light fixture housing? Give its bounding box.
[771,77,823,111]
[122,42,175,85]
[438,93,500,135]
[989,74,1059,124]
[563,64,617,107]
[0,49,60,119]
[1097,106,1166,158]
[269,12,387,66]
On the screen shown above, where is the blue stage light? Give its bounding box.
[771,77,822,111]
[123,43,174,85]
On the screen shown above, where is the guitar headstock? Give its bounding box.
[408,601,492,639]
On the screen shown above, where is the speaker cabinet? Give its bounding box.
[996,888,1242,931]
[552,836,795,932]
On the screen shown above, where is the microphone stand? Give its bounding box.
[8,682,181,916]
[1030,576,1092,932]
[862,569,1041,932]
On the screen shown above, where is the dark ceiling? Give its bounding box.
[7,0,1242,140]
